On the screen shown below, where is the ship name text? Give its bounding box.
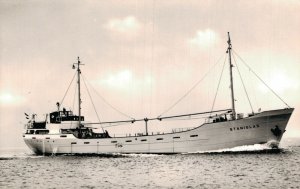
[230,124,260,131]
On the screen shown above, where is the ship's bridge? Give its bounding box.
[49,109,84,124]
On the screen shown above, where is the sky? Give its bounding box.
[0,0,300,149]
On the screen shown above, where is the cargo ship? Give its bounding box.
[23,33,294,154]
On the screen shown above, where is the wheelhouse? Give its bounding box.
[50,110,84,124]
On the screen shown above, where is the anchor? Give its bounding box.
[271,125,284,137]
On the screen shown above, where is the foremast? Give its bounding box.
[227,32,236,120]
[73,57,84,128]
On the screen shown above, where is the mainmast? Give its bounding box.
[73,57,83,127]
[227,32,236,120]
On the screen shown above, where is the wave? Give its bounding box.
[187,141,286,154]
[0,148,43,160]
[0,152,43,160]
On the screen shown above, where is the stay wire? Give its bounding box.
[102,122,130,128]
[209,55,227,118]
[158,53,226,118]
[59,72,77,107]
[71,84,77,127]
[81,73,104,132]
[232,52,254,113]
[81,74,135,120]
[232,49,291,108]
[72,84,77,113]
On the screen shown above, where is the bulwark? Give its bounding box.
[230,124,260,131]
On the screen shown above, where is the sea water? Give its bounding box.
[1,138,300,189]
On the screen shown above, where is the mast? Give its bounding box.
[144,118,149,136]
[73,57,83,127]
[227,32,236,120]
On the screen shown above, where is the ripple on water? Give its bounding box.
[1,141,300,188]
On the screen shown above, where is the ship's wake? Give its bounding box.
[0,152,43,160]
[189,141,287,154]
[0,141,290,159]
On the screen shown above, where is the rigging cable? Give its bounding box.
[232,49,291,108]
[209,55,227,118]
[71,84,77,127]
[84,109,230,126]
[158,53,226,118]
[81,74,135,120]
[59,72,77,107]
[72,83,77,114]
[101,122,131,128]
[232,52,254,113]
[81,73,104,132]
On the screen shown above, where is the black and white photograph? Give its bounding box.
[0,0,299,188]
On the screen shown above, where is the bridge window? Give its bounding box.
[190,135,198,137]
[156,138,163,141]
[173,136,180,139]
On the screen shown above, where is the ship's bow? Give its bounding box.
[257,108,294,146]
